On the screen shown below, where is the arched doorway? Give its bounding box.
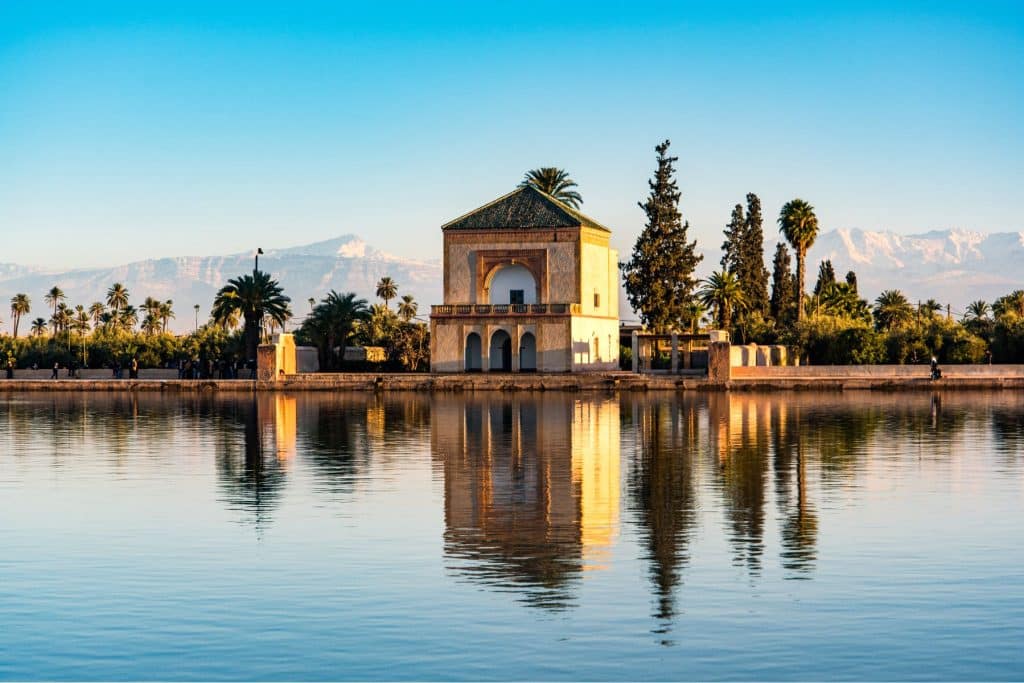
[489,330,512,371]
[519,332,537,372]
[487,264,538,305]
[465,332,482,372]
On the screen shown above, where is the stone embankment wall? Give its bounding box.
[2,368,1024,392]
[731,364,1024,379]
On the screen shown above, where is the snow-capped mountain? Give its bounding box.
[0,235,442,333]
[802,228,1024,310]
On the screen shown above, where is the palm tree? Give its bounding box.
[993,290,1024,319]
[73,306,90,335]
[212,270,292,361]
[376,276,398,309]
[88,302,106,328]
[777,199,820,323]
[699,271,747,329]
[44,286,65,321]
[119,305,138,331]
[141,296,161,320]
[159,300,175,333]
[920,298,942,320]
[684,301,705,334]
[300,291,370,371]
[873,290,915,331]
[30,317,48,337]
[142,313,162,336]
[53,303,72,335]
[397,294,418,323]
[106,283,130,320]
[965,300,990,321]
[308,297,315,311]
[519,167,583,209]
[9,293,30,338]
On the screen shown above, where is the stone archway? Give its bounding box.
[519,332,537,372]
[465,332,482,372]
[489,330,512,372]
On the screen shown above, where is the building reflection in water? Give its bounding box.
[432,395,620,610]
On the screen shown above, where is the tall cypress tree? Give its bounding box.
[622,140,703,332]
[738,193,769,316]
[813,259,836,296]
[770,242,796,325]
[721,204,745,271]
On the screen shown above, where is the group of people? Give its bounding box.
[177,357,256,380]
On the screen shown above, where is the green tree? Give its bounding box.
[621,140,703,332]
[88,302,106,328]
[519,167,583,208]
[212,270,292,361]
[106,283,130,318]
[9,294,30,338]
[738,193,770,317]
[299,291,370,371]
[777,199,820,323]
[770,243,796,325]
[397,294,418,323]
[873,289,914,331]
[30,318,48,337]
[813,259,836,296]
[159,301,175,333]
[720,203,745,271]
[44,286,65,322]
[920,298,943,320]
[699,270,747,329]
[375,276,398,309]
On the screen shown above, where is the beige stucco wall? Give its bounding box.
[431,318,573,372]
[569,316,620,371]
[444,232,579,304]
[579,231,618,319]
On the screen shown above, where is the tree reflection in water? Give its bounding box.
[215,397,287,534]
[624,396,698,634]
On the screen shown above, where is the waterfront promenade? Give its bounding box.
[2,365,1024,392]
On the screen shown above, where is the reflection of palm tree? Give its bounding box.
[773,406,818,575]
[215,399,287,533]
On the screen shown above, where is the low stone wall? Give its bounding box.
[1,369,1023,393]
[4,368,180,380]
[731,364,1024,379]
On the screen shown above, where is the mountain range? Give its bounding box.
[0,236,442,334]
[797,228,1024,314]
[0,228,1021,333]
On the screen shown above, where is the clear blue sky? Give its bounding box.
[2,1,1021,269]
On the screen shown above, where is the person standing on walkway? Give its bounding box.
[5,358,14,379]
[51,362,59,379]
[129,356,139,380]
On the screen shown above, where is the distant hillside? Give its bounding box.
[0,236,442,334]
[801,228,1024,312]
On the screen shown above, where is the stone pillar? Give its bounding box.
[631,331,639,373]
[708,341,732,384]
[670,333,679,374]
[257,344,277,381]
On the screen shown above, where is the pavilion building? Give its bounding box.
[430,186,619,373]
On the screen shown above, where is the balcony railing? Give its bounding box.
[431,303,581,317]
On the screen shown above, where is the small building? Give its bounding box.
[430,186,619,372]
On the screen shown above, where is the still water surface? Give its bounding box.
[1,391,1022,680]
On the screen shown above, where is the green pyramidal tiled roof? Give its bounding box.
[442,185,611,232]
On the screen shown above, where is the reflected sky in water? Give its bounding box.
[0,391,1022,680]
